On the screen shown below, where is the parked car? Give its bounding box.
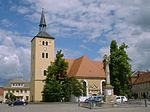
[84,96,103,103]
[8,100,27,106]
[115,96,128,103]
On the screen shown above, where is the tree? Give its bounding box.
[5,92,16,101]
[69,77,83,97]
[42,75,64,102]
[46,50,68,80]
[62,77,83,101]
[42,50,83,102]
[109,40,132,96]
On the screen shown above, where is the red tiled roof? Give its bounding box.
[132,72,150,84]
[65,56,105,78]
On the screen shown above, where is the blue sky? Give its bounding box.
[1,0,150,86]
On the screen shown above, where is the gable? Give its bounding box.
[65,56,105,78]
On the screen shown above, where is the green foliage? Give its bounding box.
[62,77,83,101]
[109,40,132,96]
[42,50,83,102]
[69,77,83,97]
[46,50,68,81]
[42,75,64,102]
[5,92,16,101]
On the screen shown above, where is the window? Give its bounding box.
[20,90,23,93]
[26,96,29,100]
[25,90,27,93]
[83,81,87,96]
[42,41,45,45]
[46,53,48,58]
[46,41,48,45]
[42,53,44,58]
[44,70,47,76]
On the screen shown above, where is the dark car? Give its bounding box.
[84,96,103,103]
[8,100,27,106]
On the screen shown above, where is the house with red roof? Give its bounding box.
[66,55,106,96]
[130,71,150,99]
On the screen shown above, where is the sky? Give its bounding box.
[0,0,150,86]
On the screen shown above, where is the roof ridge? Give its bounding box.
[66,55,105,78]
[75,56,87,75]
[71,56,84,75]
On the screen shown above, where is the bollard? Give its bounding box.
[144,99,147,107]
[78,99,80,106]
[90,101,92,109]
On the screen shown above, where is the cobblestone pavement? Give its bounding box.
[0,103,150,112]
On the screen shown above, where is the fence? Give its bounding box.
[79,99,150,109]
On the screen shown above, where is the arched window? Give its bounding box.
[42,41,45,45]
[102,81,106,95]
[83,81,87,96]
[45,41,48,45]
[46,53,48,58]
[44,70,47,76]
[42,53,44,58]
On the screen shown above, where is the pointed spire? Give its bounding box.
[39,8,46,32]
[33,8,55,40]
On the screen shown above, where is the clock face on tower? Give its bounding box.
[43,47,47,51]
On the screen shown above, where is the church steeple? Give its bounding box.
[39,8,46,32]
[33,8,54,40]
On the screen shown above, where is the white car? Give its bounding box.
[115,96,128,103]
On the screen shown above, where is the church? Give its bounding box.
[30,10,106,102]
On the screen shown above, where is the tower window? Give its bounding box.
[42,53,44,58]
[46,53,48,58]
[42,41,45,45]
[44,70,47,76]
[45,41,48,45]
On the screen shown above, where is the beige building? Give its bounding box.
[30,10,55,102]
[130,71,150,99]
[3,79,30,103]
[30,10,106,102]
[0,87,4,103]
[66,56,105,96]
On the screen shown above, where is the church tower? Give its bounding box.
[30,9,55,102]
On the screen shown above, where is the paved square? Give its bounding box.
[0,103,150,112]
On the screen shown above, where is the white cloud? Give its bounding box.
[57,48,82,59]
[8,0,150,72]
[98,46,110,60]
[1,19,14,27]
[80,44,92,51]
[22,0,150,69]
[10,5,30,14]
[0,29,30,85]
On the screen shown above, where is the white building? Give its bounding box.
[3,79,30,102]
